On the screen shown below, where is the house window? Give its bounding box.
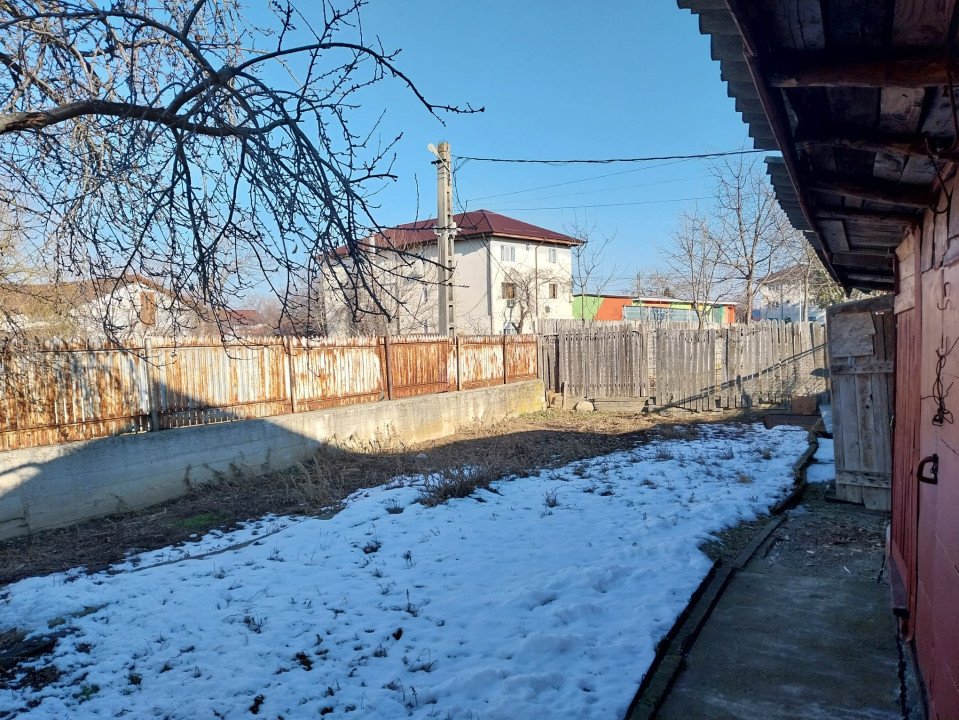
[501,282,516,299]
[500,244,516,262]
[548,248,557,263]
[548,283,558,300]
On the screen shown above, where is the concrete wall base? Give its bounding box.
[0,381,545,540]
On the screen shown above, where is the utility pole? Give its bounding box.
[430,141,456,337]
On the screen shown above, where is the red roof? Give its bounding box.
[374,210,582,251]
[226,309,268,326]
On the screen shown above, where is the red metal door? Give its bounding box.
[915,262,959,720]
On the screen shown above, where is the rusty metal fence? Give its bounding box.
[0,334,539,451]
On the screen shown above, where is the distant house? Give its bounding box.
[573,294,634,321]
[224,309,272,337]
[623,297,737,325]
[324,210,582,335]
[757,266,826,323]
[573,295,736,325]
[1,275,209,339]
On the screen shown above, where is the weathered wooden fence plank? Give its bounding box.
[537,320,829,412]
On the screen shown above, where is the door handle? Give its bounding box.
[918,454,939,484]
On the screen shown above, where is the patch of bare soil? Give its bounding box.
[751,482,888,581]
[0,407,769,587]
[699,514,779,564]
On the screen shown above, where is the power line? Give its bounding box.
[454,148,767,165]
[489,197,703,212]
[493,176,698,206]
[462,158,691,203]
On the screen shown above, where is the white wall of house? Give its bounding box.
[488,238,574,333]
[81,280,205,339]
[758,279,825,323]
[323,235,575,335]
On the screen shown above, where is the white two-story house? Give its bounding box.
[757,265,828,323]
[324,210,582,335]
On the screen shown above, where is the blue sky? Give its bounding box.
[300,0,758,292]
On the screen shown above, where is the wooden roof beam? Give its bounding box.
[809,177,937,208]
[814,207,921,227]
[844,273,895,288]
[767,50,959,88]
[798,134,958,160]
[830,251,895,269]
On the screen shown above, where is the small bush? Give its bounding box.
[543,489,559,508]
[418,466,497,507]
[653,446,675,461]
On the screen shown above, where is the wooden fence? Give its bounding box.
[539,320,828,411]
[0,334,538,451]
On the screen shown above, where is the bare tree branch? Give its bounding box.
[657,208,727,329]
[0,0,481,342]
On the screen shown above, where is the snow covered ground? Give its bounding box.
[806,437,835,485]
[0,423,809,719]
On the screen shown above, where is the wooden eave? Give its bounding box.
[678,0,959,292]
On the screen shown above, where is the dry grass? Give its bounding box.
[0,407,767,585]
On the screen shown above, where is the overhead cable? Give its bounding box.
[454,148,768,165]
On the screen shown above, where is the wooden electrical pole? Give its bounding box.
[433,141,457,337]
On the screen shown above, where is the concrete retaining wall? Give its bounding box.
[0,381,545,540]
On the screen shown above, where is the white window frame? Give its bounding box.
[500,244,516,262]
[547,247,557,263]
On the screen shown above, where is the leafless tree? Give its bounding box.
[501,266,570,333]
[565,221,620,297]
[0,0,478,341]
[782,235,845,321]
[709,154,792,323]
[632,267,678,299]
[324,249,438,336]
[657,208,727,329]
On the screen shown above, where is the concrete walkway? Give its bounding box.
[631,481,907,720]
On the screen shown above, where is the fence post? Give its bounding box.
[455,335,463,391]
[502,333,509,385]
[535,334,541,384]
[285,336,298,414]
[143,336,161,432]
[383,334,395,400]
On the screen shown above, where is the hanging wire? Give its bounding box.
[929,336,957,426]
[453,148,767,165]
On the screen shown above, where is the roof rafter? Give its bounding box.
[813,208,920,227]
[767,50,959,88]
[798,134,958,161]
[809,177,937,208]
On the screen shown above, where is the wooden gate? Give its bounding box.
[826,294,895,511]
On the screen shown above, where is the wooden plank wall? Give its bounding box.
[539,320,828,410]
[0,334,538,451]
[826,295,895,510]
